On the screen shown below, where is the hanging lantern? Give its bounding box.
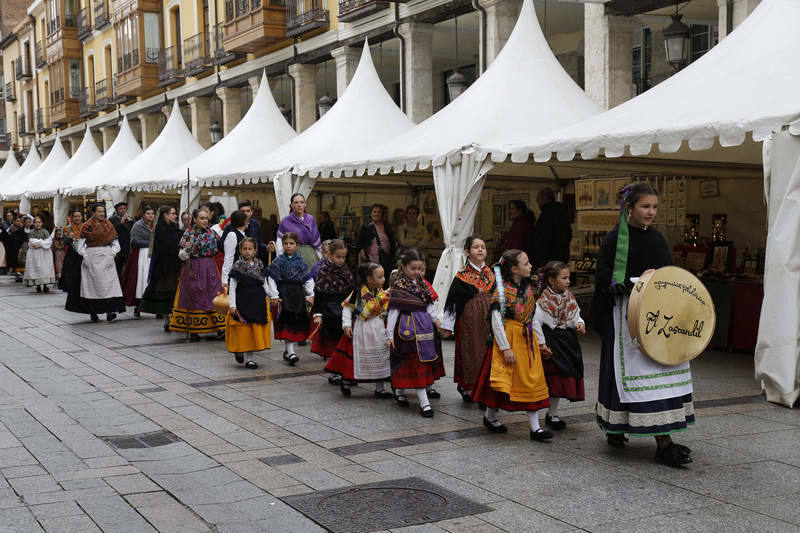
[317,94,335,118]
[208,121,222,145]
[663,13,691,71]
[446,71,467,102]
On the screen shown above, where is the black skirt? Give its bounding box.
[541,325,584,379]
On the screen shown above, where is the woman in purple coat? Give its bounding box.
[277,193,322,269]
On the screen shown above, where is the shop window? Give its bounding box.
[144,13,160,64]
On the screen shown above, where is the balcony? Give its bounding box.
[286,0,328,38]
[15,58,32,81]
[50,87,80,126]
[184,33,211,76]
[35,41,46,69]
[5,83,14,102]
[158,45,184,86]
[95,78,110,111]
[36,108,50,133]
[46,13,81,63]
[110,0,161,17]
[77,8,92,39]
[338,0,395,22]
[19,115,33,137]
[213,23,243,65]
[115,48,159,96]
[79,87,95,117]
[94,0,109,29]
[223,0,287,53]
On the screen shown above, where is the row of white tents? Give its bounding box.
[0,0,797,406]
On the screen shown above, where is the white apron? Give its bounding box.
[352,316,391,380]
[81,246,123,300]
[135,250,151,299]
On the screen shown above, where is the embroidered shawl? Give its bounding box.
[266,252,311,283]
[537,287,579,327]
[277,211,322,249]
[180,227,218,258]
[391,273,433,305]
[316,260,354,294]
[63,221,83,241]
[344,283,388,322]
[493,279,536,324]
[231,258,266,284]
[79,217,117,247]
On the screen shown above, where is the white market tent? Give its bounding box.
[208,40,416,219]
[65,115,143,198]
[4,147,42,211]
[0,151,21,192]
[10,136,70,214]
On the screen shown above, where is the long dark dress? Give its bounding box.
[594,225,695,436]
[139,222,182,315]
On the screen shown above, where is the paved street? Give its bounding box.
[0,277,798,533]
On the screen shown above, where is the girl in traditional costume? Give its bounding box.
[23,216,55,293]
[52,228,66,281]
[441,235,495,403]
[533,261,586,431]
[71,204,126,322]
[140,206,183,330]
[267,232,314,365]
[277,193,322,269]
[59,209,84,293]
[169,207,226,340]
[325,262,392,398]
[16,215,33,280]
[227,238,278,369]
[122,206,155,317]
[387,249,445,418]
[472,248,552,441]
[594,183,694,467]
[311,240,354,369]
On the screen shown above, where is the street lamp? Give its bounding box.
[209,121,222,145]
[317,94,334,118]
[446,71,467,101]
[663,11,691,71]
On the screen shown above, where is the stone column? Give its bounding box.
[398,22,434,123]
[249,76,261,100]
[138,113,162,149]
[288,63,317,133]
[91,131,103,152]
[482,0,523,67]
[584,4,635,109]
[718,0,760,39]
[100,126,119,152]
[68,137,81,156]
[187,96,212,149]
[330,46,360,99]
[215,87,242,137]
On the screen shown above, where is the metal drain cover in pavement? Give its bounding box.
[103,430,180,449]
[282,477,492,532]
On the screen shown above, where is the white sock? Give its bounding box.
[485,407,502,426]
[548,398,561,420]
[528,410,542,432]
[246,352,253,363]
[285,341,295,355]
[395,388,405,398]
[416,388,430,410]
[375,382,385,393]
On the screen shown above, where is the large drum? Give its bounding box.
[628,266,716,366]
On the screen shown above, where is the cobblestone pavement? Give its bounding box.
[0,277,799,532]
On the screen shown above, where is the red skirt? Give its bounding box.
[273,321,309,342]
[472,348,550,412]
[121,248,141,306]
[542,360,585,401]
[311,331,339,359]
[391,353,445,389]
[325,336,387,383]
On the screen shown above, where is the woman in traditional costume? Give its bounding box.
[441,235,495,403]
[533,260,586,431]
[2,217,25,282]
[52,228,67,281]
[122,206,155,317]
[594,183,694,467]
[15,215,33,280]
[140,206,182,330]
[59,209,84,293]
[169,207,226,341]
[326,262,392,398]
[267,232,314,365]
[23,216,55,293]
[226,238,278,369]
[387,249,445,418]
[277,193,322,269]
[69,204,126,322]
[472,248,552,442]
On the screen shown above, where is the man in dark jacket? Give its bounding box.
[533,187,572,268]
[108,202,132,280]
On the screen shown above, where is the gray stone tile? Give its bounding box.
[705,429,800,462]
[77,496,157,533]
[0,447,38,468]
[477,500,575,533]
[736,491,800,527]
[9,474,61,495]
[1,465,47,479]
[29,502,85,520]
[173,480,266,505]
[39,514,102,533]
[0,507,45,533]
[103,474,161,495]
[152,466,241,492]
[287,469,352,491]
[58,479,109,491]
[688,413,798,439]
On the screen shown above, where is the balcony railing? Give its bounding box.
[47,16,61,36]
[79,87,95,117]
[286,0,328,38]
[158,45,184,84]
[118,47,141,73]
[184,33,211,75]
[35,41,46,69]
[338,0,394,22]
[36,108,49,133]
[77,8,92,39]
[213,22,242,65]
[19,115,32,137]
[51,87,65,106]
[94,0,109,29]
[15,58,32,80]
[95,78,110,110]
[5,83,14,102]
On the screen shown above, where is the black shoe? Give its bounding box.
[672,443,692,456]
[235,353,244,364]
[656,443,693,467]
[90,314,99,323]
[394,390,409,408]
[457,386,473,404]
[283,352,298,366]
[607,433,628,448]
[190,334,201,342]
[106,313,117,322]
[545,415,567,431]
[374,390,393,399]
[420,406,434,418]
[245,360,258,369]
[133,309,141,318]
[43,286,49,293]
[163,323,171,332]
[483,416,508,433]
[427,388,440,399]
[36,286,42,293]
[328,375,342,386]
[298,340,307,346]
[530,429,554,442]
[340,382,351,397]
[215,330,225,340]
[156,314,164,319]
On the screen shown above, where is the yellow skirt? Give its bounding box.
[168,278,226,334]
[225,304,272,353]
[490,319,550,403]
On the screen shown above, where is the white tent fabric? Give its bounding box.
[5,147,42,208]
[0,151,21,191]
[65,115,143,196]
[29,126,102,200]
[11,136,70,214]
[478,0,800,164]
[105,101,204,192]
[176,72,296,189]
[755,122,800,408]
[210,40,415,218]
